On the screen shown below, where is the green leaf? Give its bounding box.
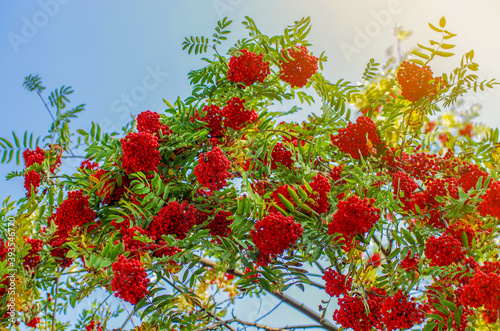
[441,299,457,312]
[278,193,296,212]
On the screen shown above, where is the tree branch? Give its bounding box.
[198,258,337,331]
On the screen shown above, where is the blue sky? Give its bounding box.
[2,1,500,329]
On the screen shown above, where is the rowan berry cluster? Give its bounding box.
[400,252,419,271]
[194,146,231,191]
[121,132,161,174]
[23,147,45,168]
[122,226,149,257]
[459,122,474,137]
[147,201,197,240]
[329,165,344,183]
[330,116,383,159]
[25,317,40,328]
[85,321,103,331]
[482,309,499,324]
[369,252,382,267]
[206,210,233,239]
[51,190,96,234]
[250,212,303,266]
[270,142,293,169]
[397,61,443,102]
[328,195,380,249]
[461,270,500,310]
[392,171,417,201]
[323,268,352,297]
[478,181,500,218]
[400,152,438,181]
[309,174,331,214]
[380,290,424,330]
[459,163,488,192]
[195,104,225,138]
[137,110,172,136]
[23,146,61,173]
[332,288,385,331]
[424,177,459,205]
[111,254,149,304]
[445,222,475,245]
[279,45,318,88]
[222,97,258,130]
[227,49,270,87]
[425,235,466,267]
[153,242,182,258]
[24,169,41,197]
[23,238,43,270]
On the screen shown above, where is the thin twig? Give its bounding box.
[50,268,60,331]
[37,91,56,122]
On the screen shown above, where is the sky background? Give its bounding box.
[2,0,500,329]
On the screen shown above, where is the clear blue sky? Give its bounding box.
[2,1,500,329]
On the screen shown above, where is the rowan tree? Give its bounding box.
[1,16,500,331]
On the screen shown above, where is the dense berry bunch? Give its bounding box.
[331,116,383,159]
[400,252,419,271]
[251,212,303,266]
[0,239,7,261]
[25,317,41,328]
[222,97,258,130]
[147,201,197,240]
[397,61,442,102]
[196,104,225,138]
[309,174,331,214]
[111,216,133,235]
[459,122,474,137]
[51,190,96,234]
[85,321,103,331]
[482,309,499,324]
[206,210,233,239]
[329,165,344,183]
[194,147,231,191]
[380,290,424,330]
[481,261,500,274]
[80,159,99,170]
[121,132,161,174]
[401,152,438,181]
[424,177,459,205]
[111,255,149,304]
[391,171,417,200]
[23,147,45,168]
[136,110,172,136]
[333,290,385,331]
[459,164,488,192]
[328,195,380,248]
[24,170,41,197]
[445,222,475,246]
[368,252,382,267]
[478,181,500,218]
[47,231,73,268]
[23,238,43,269]
[122,226,149,257]
[153,242,182,258]
[227,49,270,86]
[270,142,293,169]
[323,268,352,297]
[425,235,466,267]
[279,45,318,88]
[461,271,500,310]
